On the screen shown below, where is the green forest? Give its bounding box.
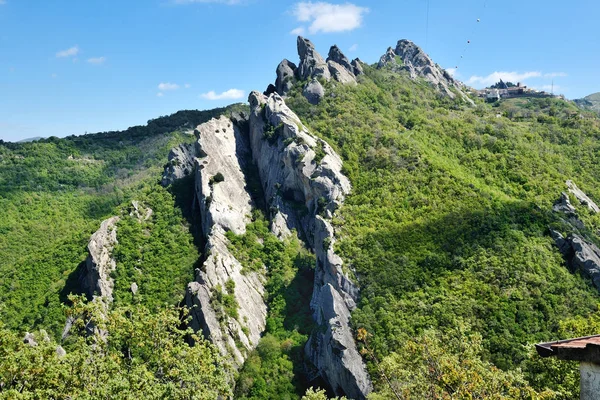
[2,59,600,399]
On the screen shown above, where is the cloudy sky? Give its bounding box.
[0,0,598,141]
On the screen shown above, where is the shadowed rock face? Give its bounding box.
[161,143,197,186]
[297,36,331,82]
[327,45,354,74]
[276,59,297,96]
[248,90,372,399]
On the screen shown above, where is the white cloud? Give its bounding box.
[157,92,164,97]
[290,27,306,35]
[184,83,191,89]
[158,82,180,91]
[200,88,245,100]
[544,72,567,78]
[349,43,358,52]
[291,2,369,34]
[87,56,106,65]
[467,71,542,87]
[56,46,79,58]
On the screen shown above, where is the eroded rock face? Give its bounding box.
[351,58,364,76]
[553,192,577,215]
[551,231,600,289]
[80,216,120,303]
[378,47,397,68]
[567,180,599,213]
[378,39,471,102]
[303,79,325,105]
[328,60,357,85]
[185,115,267,367]
[297,36,331,82]
[248,91,372,399]
[161,143,197,186]
[327,45,354,75]
[276,59,297,96]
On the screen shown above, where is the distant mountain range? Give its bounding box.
[16,136,44,143]
[575,92,600,112]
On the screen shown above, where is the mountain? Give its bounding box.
[575,92,600,113]
[16,136,44,143]
[2,37,600,399]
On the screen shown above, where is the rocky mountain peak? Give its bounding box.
[327,45,353,74]
[297,36,330,81]
[378,39,470,102]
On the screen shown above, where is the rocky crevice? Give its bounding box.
[248,91,372,399]
[183,115,267,368]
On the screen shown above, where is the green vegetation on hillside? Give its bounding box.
[286,65,600,397]
[228,215,316,400]
[0,106,245,337]
[0,296,231,399]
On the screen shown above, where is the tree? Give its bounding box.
[0,296,232,399]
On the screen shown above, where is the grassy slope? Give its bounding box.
[285,66,600,394]
[0,106,246,337]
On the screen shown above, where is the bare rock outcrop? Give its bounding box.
[351,58,365,76]
[80,216,120,303]
[327,45,354,75]
[276,59,297,96]
[248,91,372,399]
[161,143,197,186]
[567,180,599,213]
[378,39,471,102]
[550,230,600,290]
[303,79,326,105]
[185,115,267,367]
[297,36,331,82]
[553,192,577,215]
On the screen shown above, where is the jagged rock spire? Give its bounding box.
[296,36,331,81]
[327,45,353,74]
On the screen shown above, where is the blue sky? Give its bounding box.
[1,0,598,141]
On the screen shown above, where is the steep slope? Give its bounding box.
[284,58,600,397]
[575,92,600,113]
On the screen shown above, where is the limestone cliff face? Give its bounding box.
[161,143,197,186]
[248,91,372,399]
[80,216,120,303]
[184,115,267,367]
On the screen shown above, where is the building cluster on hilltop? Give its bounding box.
[477,80,561,102]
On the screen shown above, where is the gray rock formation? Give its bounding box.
[297,36,331,82]
[378,39,471,102]
[303,79,326,105]
[327,60,357,85]
[351,58,364,76]
[378,47,397,68]
[23,332,37,346]
[161,143,197,186]
[248,91,372,399]
[551,230,600,289]
[276,59,297,96]
[130,200,153,221]
[567,180,599,213]
[185,115,267,367]
[80,216,120,303]
[56,345,67,358]
[553,192,577,215]
[327,45,354,75]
